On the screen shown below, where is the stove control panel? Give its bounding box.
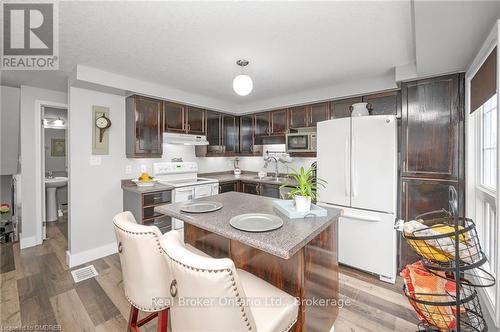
[153,162,198,176]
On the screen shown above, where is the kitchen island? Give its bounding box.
[156,192,341,332]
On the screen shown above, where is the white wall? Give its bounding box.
[1,86,20,175]
[44,128,67,174]
[20,86,67,249]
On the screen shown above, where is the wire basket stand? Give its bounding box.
[400,206,494,331]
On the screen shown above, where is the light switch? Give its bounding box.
[90,156,102,166]
[125,165,132,174]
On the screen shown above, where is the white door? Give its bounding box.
[351,115,397,213]
[337,206,397,282]
[194,184,213,198]
[173,187,195,229]
[317,118,351,206]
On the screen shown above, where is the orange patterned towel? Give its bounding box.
[401,261,460,331]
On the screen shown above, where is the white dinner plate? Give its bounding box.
[180,201,223,213]
[229,213,284,232]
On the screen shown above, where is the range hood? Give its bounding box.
[163,132,209,146]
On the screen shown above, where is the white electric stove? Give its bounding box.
[153,162,219,236]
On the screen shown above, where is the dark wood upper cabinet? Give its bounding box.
[270,109,288,135]
[206,110,222,146]
[239,115,254,154]
[289,106,308,128]
[254,112,270,136]
[222,115,238,154]
[330,97,362,119]
[186,106,205,135]
[401,75,460,180]
[362,91,398,116]
[308,102,330,126]
[164,101,185,133]
[126,95,163,158]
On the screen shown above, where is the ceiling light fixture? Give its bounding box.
[233,59,253,96]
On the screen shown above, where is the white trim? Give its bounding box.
[19,235,38,249]
[66,242,118,268]
[34,100,68,246]
[465,19,500,328]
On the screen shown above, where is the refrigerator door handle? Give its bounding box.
[343,213,382,222]
[351,135,356,197]
[344,135,349,196]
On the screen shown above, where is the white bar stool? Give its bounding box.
[160,230,299,332]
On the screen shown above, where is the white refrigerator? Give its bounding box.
[317,115,397,283]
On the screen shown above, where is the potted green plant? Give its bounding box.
[280,166,326,212]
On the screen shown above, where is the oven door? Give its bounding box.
[286,134,310,152]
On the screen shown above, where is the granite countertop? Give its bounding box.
[155,192,340,259]
[121,179,174,194]
[200,171,292,186]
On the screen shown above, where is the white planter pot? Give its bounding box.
[294,195,311,212]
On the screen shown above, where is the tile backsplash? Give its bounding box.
[125,144,316,177]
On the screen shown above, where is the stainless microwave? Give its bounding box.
[286,133,317,153]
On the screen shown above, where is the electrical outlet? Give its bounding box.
[125,165,132,174]
[90,156,102,166]
[140,164,147,172]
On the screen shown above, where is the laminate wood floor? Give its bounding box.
[0,218,418,331]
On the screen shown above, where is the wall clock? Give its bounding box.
[95,114,112,142]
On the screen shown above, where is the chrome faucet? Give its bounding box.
[264,154,280,180]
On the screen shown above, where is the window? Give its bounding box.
[479,94,497,190]
[474,93,498,278]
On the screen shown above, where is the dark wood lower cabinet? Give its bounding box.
[399,178,461,268]
[219,181,238,193]
[240,181,259,195]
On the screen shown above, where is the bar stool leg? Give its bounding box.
[157,308,169,332]
[128,305,139,332]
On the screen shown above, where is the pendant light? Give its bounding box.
[233,59,253,96]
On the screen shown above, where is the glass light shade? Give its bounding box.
[233,74,253,96]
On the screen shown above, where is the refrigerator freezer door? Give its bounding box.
[317,118,351,207]
[351,115,397,214]
[337,206,397,282]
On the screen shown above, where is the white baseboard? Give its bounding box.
[20,235,38,249]
[66,242,117,268]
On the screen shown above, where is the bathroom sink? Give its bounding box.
[45,177,68,188]
[45,177,67,222]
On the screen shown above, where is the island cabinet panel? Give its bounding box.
[164,101,185,133]
[185,106,206,135]
[184,223,229,258]
[330,97,362,119]
[289,106,308,128]
[362,91,398,116]
[270,109,288,135]
[308,102,330,126]
[126,95,163,158]
[239,115,254,154]
[184,222,339,332]
[401,74,460,180]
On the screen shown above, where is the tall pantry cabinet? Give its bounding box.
[398,73,465,269]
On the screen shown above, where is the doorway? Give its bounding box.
[42,106,68,245]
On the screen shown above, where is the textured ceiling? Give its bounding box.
[2,1,500,111]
